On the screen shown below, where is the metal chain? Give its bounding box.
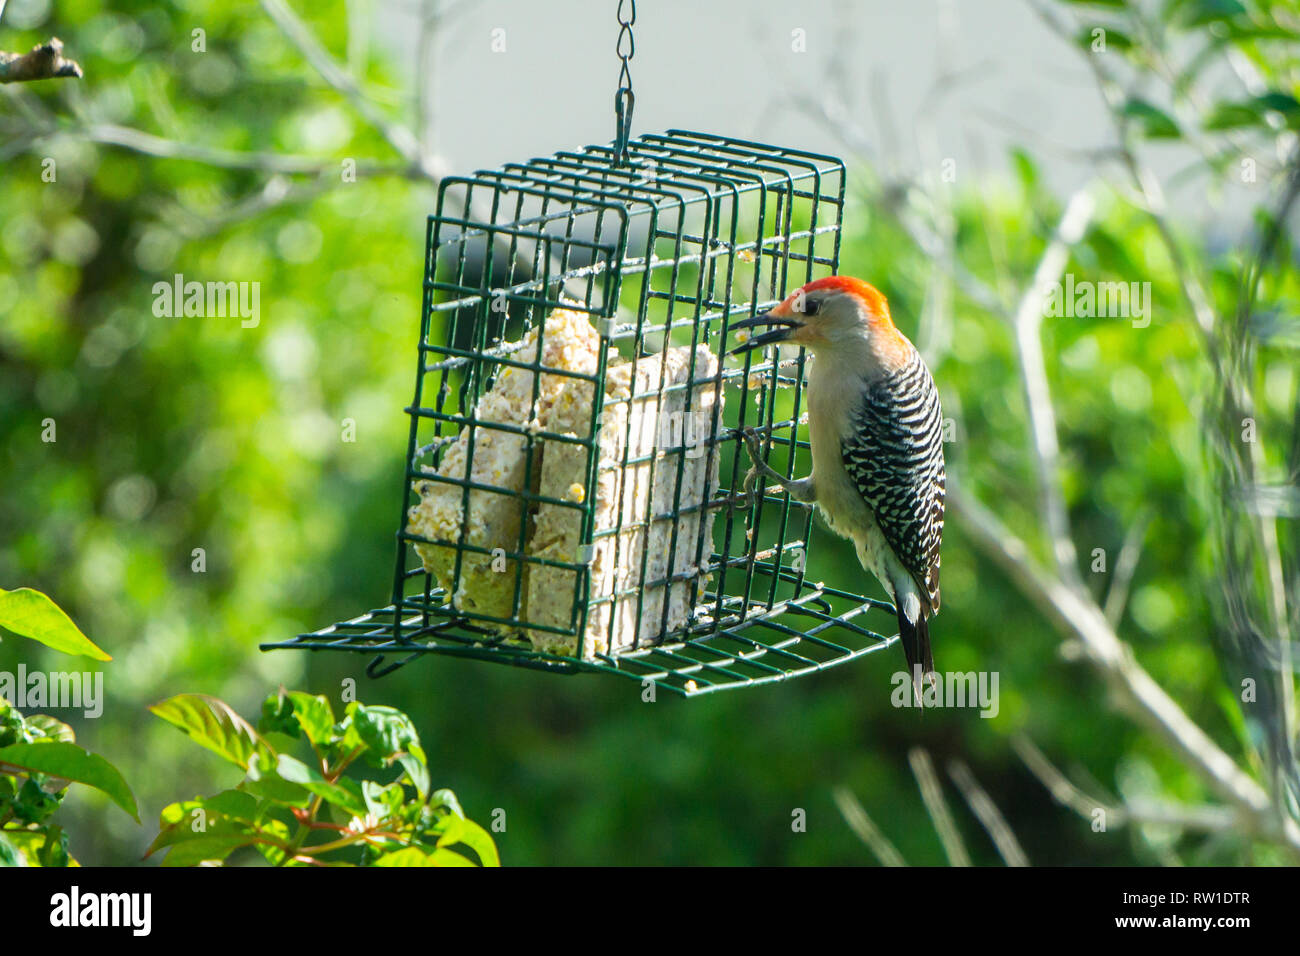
[614,0,636,165]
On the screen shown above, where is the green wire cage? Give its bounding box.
[262,129,897,695]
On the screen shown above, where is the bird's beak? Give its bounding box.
[729,311,802,354]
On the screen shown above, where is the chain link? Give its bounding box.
[614,0,636,165]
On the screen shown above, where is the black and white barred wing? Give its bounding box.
[840,352,946,612]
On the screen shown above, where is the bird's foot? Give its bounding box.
[740,426,767,496]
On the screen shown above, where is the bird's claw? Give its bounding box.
[740,427,765,497]
[740,425,763,455]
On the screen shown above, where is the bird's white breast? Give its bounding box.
[805,355,876,541]
[804,351,918,605]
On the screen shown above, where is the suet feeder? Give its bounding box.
[262,129,897,695]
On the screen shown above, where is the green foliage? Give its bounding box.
[0,590,132,866]
[0,741,137,822]
[1,0,423,867]
[0,588,111,660]
[150,693,274,770]
[1121,98,1182,139]
[147,692,497,867]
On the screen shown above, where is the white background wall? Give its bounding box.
[375,0,1116,193]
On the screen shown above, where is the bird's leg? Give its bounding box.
[740,427,816,503]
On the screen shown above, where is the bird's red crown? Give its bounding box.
[800,275,893,323]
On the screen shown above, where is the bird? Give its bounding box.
[730,276,945,704]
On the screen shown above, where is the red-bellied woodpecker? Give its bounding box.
[731,276,945,702]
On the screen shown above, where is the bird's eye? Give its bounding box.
[802,298,820,316]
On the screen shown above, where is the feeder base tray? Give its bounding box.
[260,580,896,697]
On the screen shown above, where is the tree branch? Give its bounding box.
[947,759,1030,866]
[832,786,907,866]
[1013,735,1239,835]
[1103,508,1152,628]
[1012,187,1096,591]
[79,123,409,177]
[1036,0,1300,829]
[908,748,970,866]
[951,480,1300,856]
[0,38,82,84]
[257,0,424,170]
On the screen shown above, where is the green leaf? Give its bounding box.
[250,817,292,866]
[152,806,290,866]
[204,789,262,823]
[1122,98,1181,139]
[347,703,421,766]
[255,840,287,866]
[1203,101,1263,131]
[12,776,62,824]
[25,715,75,744]
[148,790,265,856]
[258,693,299,738]
[372,846,475,867]
[430,847,476,866]
[275,754,367,816]
[437,816,499,867]
[1168,0,1246,27]
[240,772,312,809]
[0,742,138,821]
[0,831,25,867]
[362,779,405,819]
[147,791,278,859]
[1257,92,1300,127]
[398,749,430,802]
[149,694,274,770]
[149,800,204,854]
[1216,21,1295,42]
[431,787,464,818]
[1010,148,1040,195]
[161,833,259,867]
[37,825,72,867]
[0,703,26,748]
[260,690,337,750]
[1205,94,1300,131]
[0,588,110,661]
[287,693,336,751]
[0,829,77,867]
[1074,25,1134,53]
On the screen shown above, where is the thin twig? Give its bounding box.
[832,786,907,867]
[79,123,408,176]
[908,748,970,866]
[1013,735,1238,834]
[160,175,333,240]
[415,0,439,166]
[258,0,424,169]
[1103,509,1152,628]
[412,0,472,165]
[947,759,1030,866]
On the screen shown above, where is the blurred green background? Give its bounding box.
[2,0,1297,865]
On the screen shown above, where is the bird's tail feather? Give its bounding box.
[897,608,935,709]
